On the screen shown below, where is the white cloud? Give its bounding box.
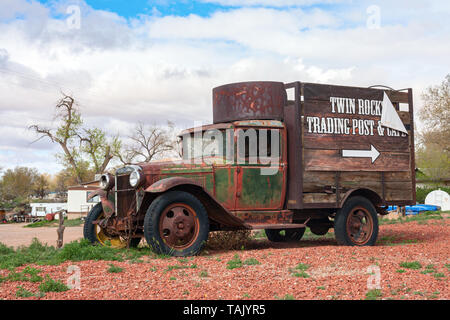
[198,0,347,7]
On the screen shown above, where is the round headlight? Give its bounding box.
[99,173,114,190]
[129,170,142,188]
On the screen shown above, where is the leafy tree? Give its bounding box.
[0,167,39,201]
[33,173,50,199]
[419,74,450,151]
[29,94,120,183]
[417,75,450,180]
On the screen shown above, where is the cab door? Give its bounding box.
[234,126,286,210]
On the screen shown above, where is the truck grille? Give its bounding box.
[115,174,135,218]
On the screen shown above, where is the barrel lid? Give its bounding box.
[212,81,286,124]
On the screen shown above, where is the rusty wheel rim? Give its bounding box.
[95,213,127,249]
[159,203,200,249]
[346,206,373,245]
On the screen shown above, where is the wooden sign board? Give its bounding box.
[302,83,412,172]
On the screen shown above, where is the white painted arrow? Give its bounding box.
[342,144,380,163]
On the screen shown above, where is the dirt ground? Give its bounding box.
[0,223,83,248]
[0,218,448,300]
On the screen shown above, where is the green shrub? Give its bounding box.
[399,261,422,270]
[107,264,123,273]
[416,186,450,204]
[226,254,243,269]
[38,275,69,293]
[243,258,261,266]
[15,286,36,298]
[365,289,383,300]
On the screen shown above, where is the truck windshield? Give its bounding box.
[180,129,230,163]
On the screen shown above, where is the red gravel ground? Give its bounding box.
[1,218,448,300]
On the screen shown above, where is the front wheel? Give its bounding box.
[144,191,209,256]
[83,203,141,248]
[334,196,379,246]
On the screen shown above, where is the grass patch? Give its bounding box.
[379,235,420,246]
[433,273,445,279]
[420,264,436,275]
[396,269,406,273]
[289,263,311,278]
[275,294,295,300]
[226,254,243,270]
[243,258,261,266]
[15,286,42,298]
[107,264,123,273]
[399,261,422,270]
[24,218,84,228]
[365,289,383,300]
[380,210,444,225]
[0,238,155,270]
[165,264,189,272]
[38,275,69,293]
[293,271,310,278]
[199,270,208,278]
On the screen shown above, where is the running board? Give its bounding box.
[249,219,310,230]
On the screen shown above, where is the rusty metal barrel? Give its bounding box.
[212,81,286,124]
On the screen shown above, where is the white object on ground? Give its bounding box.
[425,189,450,211]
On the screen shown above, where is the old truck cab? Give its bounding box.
[84,81,415,256]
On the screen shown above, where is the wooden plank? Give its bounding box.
[303,135,410,152]
[384,171,412,181]
[303,83,409,103]
[304,149,410,172]
[303,193,339,203]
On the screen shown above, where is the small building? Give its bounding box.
[67,181,100,219]
[30,203,67,217]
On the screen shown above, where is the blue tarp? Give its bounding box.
[387,204,441,215]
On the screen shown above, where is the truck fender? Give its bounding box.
[145,177,203,193]
[339,188,383,210]
[87,189,115,217]
[145,177,251,230]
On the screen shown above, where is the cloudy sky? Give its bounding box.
[0,0,449,175]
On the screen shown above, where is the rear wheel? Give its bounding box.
[334,196,378,246]
[265,228,305,242]
[144,191,209,256]
[83,203,141,248]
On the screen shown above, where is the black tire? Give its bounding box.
[143,191,209,257]
[265,228,305,242]
[334,196,379,246]
[83,203,141,247]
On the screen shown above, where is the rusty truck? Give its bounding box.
[84,81,416,256]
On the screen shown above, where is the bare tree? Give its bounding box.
[115,121,176,164]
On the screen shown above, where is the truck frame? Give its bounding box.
[84,81,415,256]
